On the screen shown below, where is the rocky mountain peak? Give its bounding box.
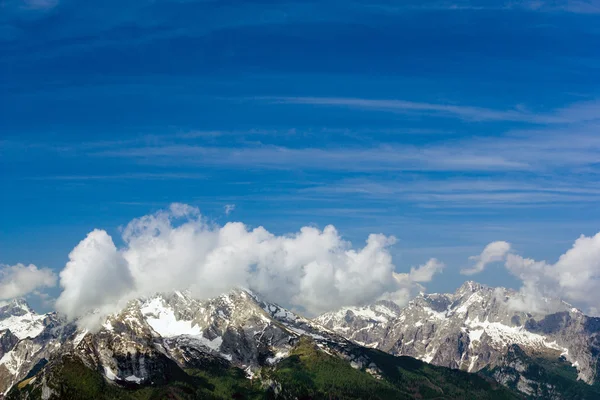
[315,280,600,390]
[0,300,50,341]
[0,299,33,320]
[456,280,488,294]
[59,286,346,388]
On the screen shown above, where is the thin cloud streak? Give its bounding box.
[303,178,600,207]
[94,144,528,172]
[263,97,600,124]
[364,0,600,14]
[24,172,207,181]
[91,126,600,173]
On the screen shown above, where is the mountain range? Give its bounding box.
[1,282,599,399]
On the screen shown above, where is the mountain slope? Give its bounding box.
[2,289,521,399]
[6,337,519,400]
[267,336,518,400]
[315,281,600,398]
[0,300,74,395]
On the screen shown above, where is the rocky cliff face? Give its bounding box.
[315,281,600,395]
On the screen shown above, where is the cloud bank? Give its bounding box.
[0,263,57,301]
[468,233,600,315]
[55,203,442,327]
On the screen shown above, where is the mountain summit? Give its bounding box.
[315,281,600,398]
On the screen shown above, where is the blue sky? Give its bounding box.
[2,0,600,310]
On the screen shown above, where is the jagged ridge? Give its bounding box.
[1,287,521,399]
[315,281,600,398]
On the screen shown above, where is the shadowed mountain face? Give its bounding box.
[315,281,600,398]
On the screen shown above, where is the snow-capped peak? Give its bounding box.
[0,298,33,319]
[314,280,600,385]
[0,299,48,340]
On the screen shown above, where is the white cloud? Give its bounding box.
[55,229,135,327]
[0,263,57,300]
[264,97,600,124]
[23,0,59,11]
[224,204,235,215]
[503,232,600,315]
[55,204,443,327]
[471,233,600,315]
[461,241,511,275]
[168,202,200,218]
[380,258,445,305]
[399,258,445,283]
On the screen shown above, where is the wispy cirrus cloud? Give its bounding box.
[25,172,206,181]
[89,121,600,174]
[302,177,600,209]
[93,144,528,172]
[364,0,600,14]
[23,0,58,10]
[262,97,600,124]
[525,0,600,14]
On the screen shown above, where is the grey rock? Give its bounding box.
[315,281,600,394]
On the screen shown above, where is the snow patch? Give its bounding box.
[73,329,88,347]
[468,355,479,372]
[0,313,46,339]
[103,320,114,332]
[286,326,325,340]
[267,304,297,322]
[125,375,142,383]
[455,292,483,315]
[0,351,19,375]
[468,329,484,346]
[196,335,223,351]
[422,307,447,321]
[465,317,563,352]
[266,351,289,365]
[104,366,118,381]
[141,298,202,337]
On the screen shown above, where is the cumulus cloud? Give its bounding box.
[405,258,445,283]
[461,241,511,275]
[55,229,135,326]
[471,233,600,315]
[0,263,57,300]
[55,203,443,327]
[380,258,445,305]
[503,232,600,315]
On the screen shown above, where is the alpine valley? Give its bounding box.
[1,282,599,399]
